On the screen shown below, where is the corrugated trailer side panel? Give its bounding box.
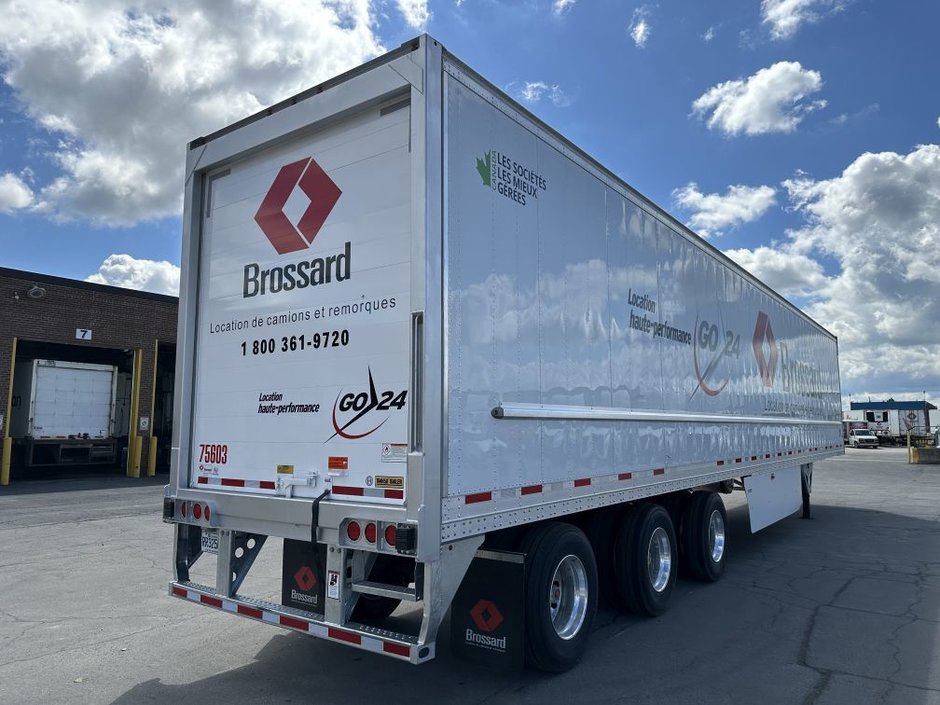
[441,63,840,532]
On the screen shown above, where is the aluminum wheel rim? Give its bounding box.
[708,509,726,563]
[549,554,589,640]
[647,526,672,593]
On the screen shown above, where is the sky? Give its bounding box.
[0,0,937,410]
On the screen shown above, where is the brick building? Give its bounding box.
[0,267,178,484]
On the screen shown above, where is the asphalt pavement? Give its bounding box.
[1,447,938,704]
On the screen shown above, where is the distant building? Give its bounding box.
[849,399,935,437]
[0,267,178,483]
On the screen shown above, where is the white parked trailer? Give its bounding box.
[10,359,122,466]
[165,35,843,672]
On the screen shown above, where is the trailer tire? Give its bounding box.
[682,491,727,582]
[520,522,598,673]
[613,504,676,616]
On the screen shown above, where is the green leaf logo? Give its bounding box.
[476,151,491,187]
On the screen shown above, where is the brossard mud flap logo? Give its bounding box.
[254,156,342,254]
[467,599,507,652]
[328,368,407,441]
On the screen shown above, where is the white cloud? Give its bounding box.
[514,81,570,107]
[553,0,576,15]
[728,144,940,394]
[761,0,845,40]
[723,246,827,298]
[702,26,716,42]
[692,61,826,136]
[397,0,430,30]
[673,182,777,237]
[0,173,34,212]
[0,1,383,226]
[629,7,652,48]
[86,254,180,295]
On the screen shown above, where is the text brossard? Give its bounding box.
[243,241,351,298]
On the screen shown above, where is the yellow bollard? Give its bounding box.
[147,436,158,477]
[1,437,11,486]
[126,349,143,478]
[132,435,143,476]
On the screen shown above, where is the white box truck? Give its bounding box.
[10,359,123,466]
[165,35,843,672]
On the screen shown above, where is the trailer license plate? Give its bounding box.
[201,530,220,555]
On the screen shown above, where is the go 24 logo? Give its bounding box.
[328,367,407,441]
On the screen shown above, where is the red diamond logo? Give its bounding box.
[294,565,317,592]
[752,311,779,387]
[254,157,342,254]
[469,599,504,632]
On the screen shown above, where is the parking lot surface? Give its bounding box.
[1,447,938,704]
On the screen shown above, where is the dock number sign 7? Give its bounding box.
[75,328,93,341]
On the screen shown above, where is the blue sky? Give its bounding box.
[0,0,938,407]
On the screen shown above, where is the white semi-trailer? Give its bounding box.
[10,359,124,466]
[165,35,843,672]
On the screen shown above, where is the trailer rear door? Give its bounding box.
[188,102,413,503]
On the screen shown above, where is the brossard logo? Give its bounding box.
[244,156,350,298]
[752,311,778,387]
[466,599,507,652]
[291,565,318,606]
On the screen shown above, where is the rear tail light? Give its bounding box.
[364,523,377,544]
[193,504,202,520]
[384,524,397,547]
[346,521,362,542]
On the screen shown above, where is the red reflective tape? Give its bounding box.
[653,468,665,476]
[574,478,591,487]
[521,484,543,495]
[237,605,263,619]
[221,478,245,487]
[332,486,365,496]
[328,628,361,645]
[384,489,404,499]
[259,481,276,490]
[280,616,309,632]
[200,595,223,608]
[171,586,188,598]
[197,477,208,484]
[618,472,633,481]
[383,642,410,657]
[465,492,492,504]
[717,460,725,466]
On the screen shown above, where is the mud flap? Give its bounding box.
[801,463,813,519]
[743,466,802,532]
[282,539,327,614]
[450,550,525,668]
